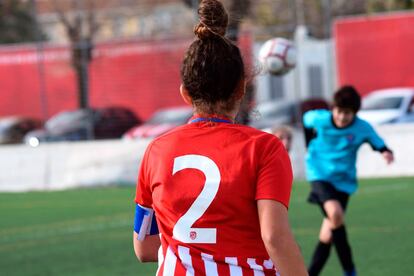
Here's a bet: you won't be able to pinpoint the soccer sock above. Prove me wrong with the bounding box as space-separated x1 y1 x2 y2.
332 225 355 273
344 269 357 276
308 241 332 276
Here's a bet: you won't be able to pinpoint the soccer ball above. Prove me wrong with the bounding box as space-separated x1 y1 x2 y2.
258 37 297 76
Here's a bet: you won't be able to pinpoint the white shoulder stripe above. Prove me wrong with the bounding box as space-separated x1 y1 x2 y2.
225 257 243 276
247 258 265 276
178 245 195 276
163 246 177 276
201 252 218 276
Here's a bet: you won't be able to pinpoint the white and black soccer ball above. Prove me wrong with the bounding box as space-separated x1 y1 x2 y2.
258 37 297 76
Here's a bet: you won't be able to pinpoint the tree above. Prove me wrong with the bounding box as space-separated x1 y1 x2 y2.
296 0 367 38
367 0 414 12
52 0 99 109
302 0 413 38
0 0 45 44
250 0 296 39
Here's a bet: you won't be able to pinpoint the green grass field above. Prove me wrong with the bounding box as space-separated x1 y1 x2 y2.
1 177 413 276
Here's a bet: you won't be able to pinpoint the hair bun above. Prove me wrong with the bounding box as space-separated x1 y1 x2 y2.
194 0 228 40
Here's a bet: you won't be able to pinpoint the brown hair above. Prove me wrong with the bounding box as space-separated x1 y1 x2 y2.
333 85 361 113
180 0 245 114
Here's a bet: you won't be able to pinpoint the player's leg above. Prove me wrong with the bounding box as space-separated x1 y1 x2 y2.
324 200 356 276
319 218 333 243
308 218 332 276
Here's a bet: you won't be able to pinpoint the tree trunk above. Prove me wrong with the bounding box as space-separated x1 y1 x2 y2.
72 39 92 109
74 63 88 109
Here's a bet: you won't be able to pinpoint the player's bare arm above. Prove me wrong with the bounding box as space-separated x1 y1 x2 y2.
258 199 308 276
133 232 160 262
132 204 160 262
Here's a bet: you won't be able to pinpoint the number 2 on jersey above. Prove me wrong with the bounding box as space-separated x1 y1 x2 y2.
172 155 220 244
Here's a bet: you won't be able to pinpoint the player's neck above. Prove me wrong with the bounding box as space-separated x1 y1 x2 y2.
193 112 235 122
193 107 238 122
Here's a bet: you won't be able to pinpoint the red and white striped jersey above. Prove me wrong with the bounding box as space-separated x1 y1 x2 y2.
156 244 282 276
135 116 293 275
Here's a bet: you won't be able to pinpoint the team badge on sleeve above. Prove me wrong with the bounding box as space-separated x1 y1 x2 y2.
134 204 159 241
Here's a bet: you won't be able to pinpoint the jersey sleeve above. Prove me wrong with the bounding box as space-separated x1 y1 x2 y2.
363 122 388 152
135 144 154 208
303 109 330 129
255 138 293 209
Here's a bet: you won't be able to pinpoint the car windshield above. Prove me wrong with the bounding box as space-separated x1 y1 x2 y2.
45 110 92 130
0 118 18 131
362 96 403 110
0 121 12 131
147 108 192 124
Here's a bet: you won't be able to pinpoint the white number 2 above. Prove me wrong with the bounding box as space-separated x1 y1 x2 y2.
172 155 220 244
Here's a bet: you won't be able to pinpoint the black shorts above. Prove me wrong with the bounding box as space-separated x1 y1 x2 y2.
308 181 350 217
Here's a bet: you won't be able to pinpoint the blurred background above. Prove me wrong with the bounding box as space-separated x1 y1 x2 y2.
0 0 413 275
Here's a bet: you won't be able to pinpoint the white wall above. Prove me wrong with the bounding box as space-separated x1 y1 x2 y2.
356 124 414 177
0 139 150 192
294 26 336 100
1 124 413 192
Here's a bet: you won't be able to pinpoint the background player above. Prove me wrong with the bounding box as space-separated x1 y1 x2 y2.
271 125 293 153
132 0 307 275
303 85 394 276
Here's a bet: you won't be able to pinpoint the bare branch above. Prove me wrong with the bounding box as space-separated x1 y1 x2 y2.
52 0 73 30
53 0 81 42
73 13 82 37
86 0 100 39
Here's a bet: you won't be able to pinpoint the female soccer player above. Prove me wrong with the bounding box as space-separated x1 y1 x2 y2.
303 86 394 276
132 1 307 275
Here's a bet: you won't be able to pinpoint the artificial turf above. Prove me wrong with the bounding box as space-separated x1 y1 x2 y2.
0 177 413 275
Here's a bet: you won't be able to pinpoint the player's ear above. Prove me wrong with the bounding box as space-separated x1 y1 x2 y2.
180 84 193 105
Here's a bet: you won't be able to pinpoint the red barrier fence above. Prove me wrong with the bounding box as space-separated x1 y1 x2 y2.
334 12 414 96
0 35 252 121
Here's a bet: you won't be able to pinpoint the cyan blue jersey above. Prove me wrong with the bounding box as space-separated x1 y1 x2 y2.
303 109 387 194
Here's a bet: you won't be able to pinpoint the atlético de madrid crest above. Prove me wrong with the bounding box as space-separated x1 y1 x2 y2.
346 134 355 142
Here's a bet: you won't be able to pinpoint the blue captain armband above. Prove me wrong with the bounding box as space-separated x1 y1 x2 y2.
134 204 159 241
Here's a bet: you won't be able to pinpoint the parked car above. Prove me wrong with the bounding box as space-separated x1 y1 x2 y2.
299 98 330 115
24 106 141 146
249 101 299 130
123 106 193 139
358 88 414 124
0 116 42 144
